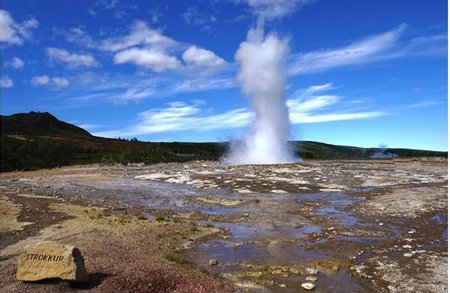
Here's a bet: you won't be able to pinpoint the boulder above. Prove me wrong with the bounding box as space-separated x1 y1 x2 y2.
16 241 88 283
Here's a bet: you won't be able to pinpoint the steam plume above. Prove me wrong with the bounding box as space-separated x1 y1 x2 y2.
223 20 297 164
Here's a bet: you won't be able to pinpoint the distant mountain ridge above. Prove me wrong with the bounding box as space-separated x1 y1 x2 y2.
1 111 92 138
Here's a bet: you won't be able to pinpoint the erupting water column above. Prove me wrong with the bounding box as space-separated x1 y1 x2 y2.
224 20 298 164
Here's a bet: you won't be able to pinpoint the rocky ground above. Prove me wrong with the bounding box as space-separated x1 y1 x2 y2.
0 158 447 292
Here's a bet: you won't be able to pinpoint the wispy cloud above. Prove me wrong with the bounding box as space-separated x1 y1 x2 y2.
60 26 98 49
290 111 385 123
46 47 99 69
52 23 445 110
100 21 176 52
31 75 69 88
93 83 386 138
289 24 447 75
4 57 24 69
289 25 406 75
68 74 236 107
87 0 137 19
236 0 315 20
93 102 251 137
172 77 235 94
0 76 14 88
0 10 39 46
405 99 447 109
180 6 218 31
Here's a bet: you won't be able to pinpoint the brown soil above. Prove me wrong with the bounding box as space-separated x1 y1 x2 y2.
0 159 447 292
0 192 238 292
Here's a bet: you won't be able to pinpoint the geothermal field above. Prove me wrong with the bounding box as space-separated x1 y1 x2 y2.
1 1 447 292
0 158 447 292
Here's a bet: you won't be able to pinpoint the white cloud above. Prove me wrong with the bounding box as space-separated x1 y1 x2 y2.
101 20 227 76
46 47 99 68
4 57 24 69
68 75 236 107
100 21 176 52
405 99 447 109
114 47 181 72
289 111 385 123
52 77 70 88
93 102 251 137
149 8 162 24
102 0 119 9
93 83 386 138
182 46 228 75
287 25 447 75
88 0 137 19
111 84 157 104
181 7 217 31
0 76 14 88
31 75 50 86
102 21 181 72
87 8 97 17
402 34 447 57
290 25 406 75
31 75 69 88
172 77 235 93
237 0 315 19
64 26 97 48
0 10 39 45
287 95 340 112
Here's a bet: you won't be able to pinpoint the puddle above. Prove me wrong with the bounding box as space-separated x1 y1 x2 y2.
317 206 358 226
267 270 373 293
189 236 372 292
431 214 444 224
58 176 433 291
214 222 322 241
184 189 383 291
294 191 366 227
429 214 447 241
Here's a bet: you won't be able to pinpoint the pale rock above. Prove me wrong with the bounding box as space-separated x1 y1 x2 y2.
305 276 318 282
209 259 219 266
301 282 316 290
305 267 319 275
17 241 88 283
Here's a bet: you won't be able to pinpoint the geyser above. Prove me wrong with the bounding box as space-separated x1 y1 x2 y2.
224 21 297 164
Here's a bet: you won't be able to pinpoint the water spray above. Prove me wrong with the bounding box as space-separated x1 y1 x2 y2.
223 19 298 164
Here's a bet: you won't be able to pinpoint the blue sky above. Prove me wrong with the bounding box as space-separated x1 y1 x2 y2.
0 0 447 151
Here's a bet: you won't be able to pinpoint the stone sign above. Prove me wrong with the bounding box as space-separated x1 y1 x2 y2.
16 241 88 283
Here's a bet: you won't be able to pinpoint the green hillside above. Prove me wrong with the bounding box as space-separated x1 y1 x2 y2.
0 111 446 172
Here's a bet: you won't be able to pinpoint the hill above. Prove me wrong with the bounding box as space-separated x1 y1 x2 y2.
1 111 92 138
0 111 447 171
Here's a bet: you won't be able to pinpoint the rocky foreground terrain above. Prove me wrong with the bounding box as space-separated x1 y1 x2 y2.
0 158 447 292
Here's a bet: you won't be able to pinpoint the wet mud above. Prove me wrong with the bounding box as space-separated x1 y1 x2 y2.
0 159 447 292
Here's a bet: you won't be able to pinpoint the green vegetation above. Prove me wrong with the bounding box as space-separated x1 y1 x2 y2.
0 111 446 172
292 141 447 160
293 141 367 159
1 135 76 171
0 135 226 172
